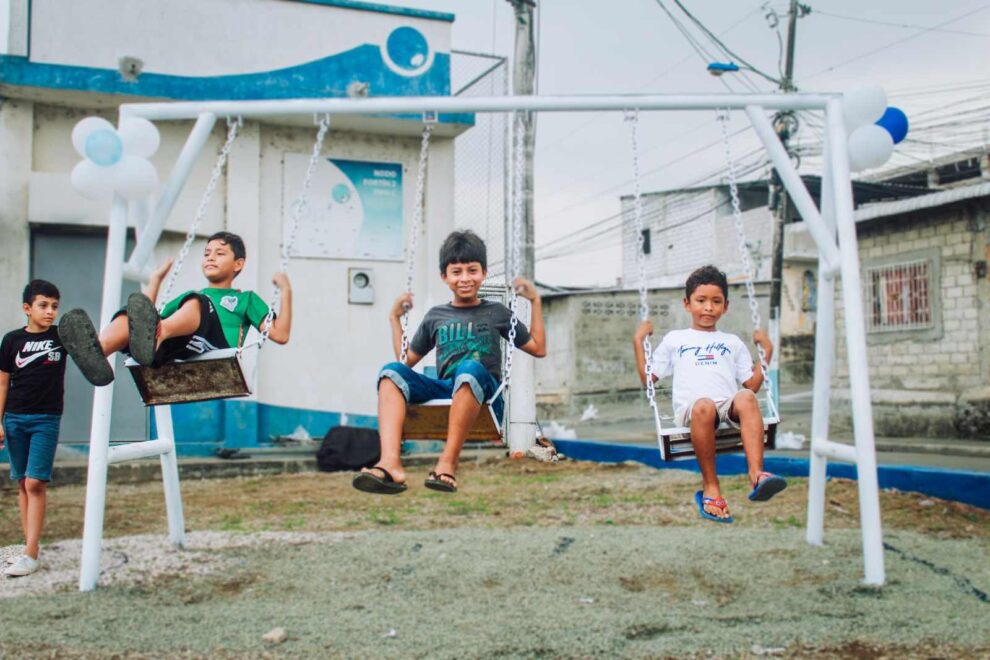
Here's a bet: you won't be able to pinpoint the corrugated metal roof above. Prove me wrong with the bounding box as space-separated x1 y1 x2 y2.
855 181 990 223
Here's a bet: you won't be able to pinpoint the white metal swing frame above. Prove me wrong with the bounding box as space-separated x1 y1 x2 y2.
79 92 885 593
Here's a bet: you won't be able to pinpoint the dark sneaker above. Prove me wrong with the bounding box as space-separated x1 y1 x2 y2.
59 309 114 386
126 293 160 367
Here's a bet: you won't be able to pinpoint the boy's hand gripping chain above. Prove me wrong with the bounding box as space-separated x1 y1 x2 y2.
256 115 331 349
398 119 435 363
158 117 242 311
718 110 777 418
626 111 663 441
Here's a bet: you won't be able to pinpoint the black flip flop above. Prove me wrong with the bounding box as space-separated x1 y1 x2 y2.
424 471 458 493
352 467 407 495
126 293 160 367
58 309 114 386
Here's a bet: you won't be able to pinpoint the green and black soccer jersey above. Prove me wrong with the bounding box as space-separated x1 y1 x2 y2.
410 300 531 381
161 288 270 349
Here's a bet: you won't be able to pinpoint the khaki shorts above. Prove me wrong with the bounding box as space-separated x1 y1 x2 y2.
675 390 747 430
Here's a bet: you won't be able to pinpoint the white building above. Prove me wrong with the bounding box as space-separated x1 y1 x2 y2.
0 0 499 453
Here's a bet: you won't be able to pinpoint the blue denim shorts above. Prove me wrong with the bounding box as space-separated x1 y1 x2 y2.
378 360 504 420
3 413 61 481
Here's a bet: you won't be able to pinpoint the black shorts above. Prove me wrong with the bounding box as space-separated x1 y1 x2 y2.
113 293 231 366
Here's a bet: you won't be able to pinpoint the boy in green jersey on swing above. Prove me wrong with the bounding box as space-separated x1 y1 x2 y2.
59 232 292 386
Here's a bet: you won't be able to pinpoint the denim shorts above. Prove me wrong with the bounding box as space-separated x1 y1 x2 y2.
378 359 504 420
3 413 61 481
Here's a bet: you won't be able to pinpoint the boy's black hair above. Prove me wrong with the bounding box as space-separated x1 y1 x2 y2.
439 230 487 274
684 265 729 300
207 231 246 261
22 279 60 305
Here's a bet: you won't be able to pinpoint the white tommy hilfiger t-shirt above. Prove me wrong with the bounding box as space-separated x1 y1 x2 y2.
649 328 755 419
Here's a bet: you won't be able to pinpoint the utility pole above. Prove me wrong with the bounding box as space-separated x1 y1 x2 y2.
767 0 806 406
506 0 538 457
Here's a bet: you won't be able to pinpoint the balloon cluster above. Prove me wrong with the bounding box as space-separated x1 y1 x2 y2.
70 117 160 200
843 85 909 172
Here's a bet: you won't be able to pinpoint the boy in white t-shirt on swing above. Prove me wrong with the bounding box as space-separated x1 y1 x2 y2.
633 264 787 523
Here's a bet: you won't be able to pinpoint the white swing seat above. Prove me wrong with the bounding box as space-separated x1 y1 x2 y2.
402 399 503 443
660 416 779 462
125 348 251 406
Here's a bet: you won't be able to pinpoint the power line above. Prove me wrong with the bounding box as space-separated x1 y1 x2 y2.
805 3 990 79
812 8 990 37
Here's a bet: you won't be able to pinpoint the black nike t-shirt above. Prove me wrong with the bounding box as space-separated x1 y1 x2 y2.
0 326 68 415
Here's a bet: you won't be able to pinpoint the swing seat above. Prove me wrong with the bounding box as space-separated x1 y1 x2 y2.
125 348 251 406
659 416 778 462
402 399 503 443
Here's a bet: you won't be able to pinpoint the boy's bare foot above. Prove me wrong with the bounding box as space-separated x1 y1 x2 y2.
701 486 732 520
424 461 458 492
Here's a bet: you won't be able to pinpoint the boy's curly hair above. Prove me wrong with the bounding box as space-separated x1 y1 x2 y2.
439 230 487 274
684 265 728 300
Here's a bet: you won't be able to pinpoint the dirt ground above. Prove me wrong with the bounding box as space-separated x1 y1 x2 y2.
1 459 988 658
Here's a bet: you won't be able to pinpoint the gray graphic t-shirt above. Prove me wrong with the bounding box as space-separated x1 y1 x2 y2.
410 300 531 381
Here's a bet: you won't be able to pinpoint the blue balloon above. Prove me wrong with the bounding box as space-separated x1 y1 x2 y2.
84 129 123 166
875 107 909 145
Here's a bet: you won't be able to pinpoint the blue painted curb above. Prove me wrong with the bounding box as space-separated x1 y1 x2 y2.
552 439 990 511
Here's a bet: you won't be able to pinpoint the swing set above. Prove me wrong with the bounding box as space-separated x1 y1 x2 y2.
77 93 886 593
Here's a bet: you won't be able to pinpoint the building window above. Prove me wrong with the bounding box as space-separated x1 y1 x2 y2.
864 259 933 332
801 269 817 312
640 228 651 255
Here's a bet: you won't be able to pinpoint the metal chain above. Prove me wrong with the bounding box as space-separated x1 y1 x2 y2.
718 109 776 415
626 110 662 436
157 117 242 311
399 121 434 363
256 115 331 349
502 111 526 388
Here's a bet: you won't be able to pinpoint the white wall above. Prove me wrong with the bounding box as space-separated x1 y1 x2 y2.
29 0 450 77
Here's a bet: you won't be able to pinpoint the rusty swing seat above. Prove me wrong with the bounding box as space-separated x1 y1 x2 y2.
125 348 250 406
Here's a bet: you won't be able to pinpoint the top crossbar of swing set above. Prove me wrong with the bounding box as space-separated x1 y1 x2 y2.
119 93 839 121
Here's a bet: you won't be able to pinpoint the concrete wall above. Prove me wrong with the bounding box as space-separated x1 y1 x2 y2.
832 200 990 438
536 283 771 419
0 0 470 452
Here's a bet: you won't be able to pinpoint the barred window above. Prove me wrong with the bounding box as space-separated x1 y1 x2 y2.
863 259 933 332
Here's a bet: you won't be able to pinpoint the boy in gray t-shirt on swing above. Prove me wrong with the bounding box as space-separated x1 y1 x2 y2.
353 230 546 494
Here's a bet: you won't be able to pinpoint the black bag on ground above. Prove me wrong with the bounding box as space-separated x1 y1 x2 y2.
316 426 381 472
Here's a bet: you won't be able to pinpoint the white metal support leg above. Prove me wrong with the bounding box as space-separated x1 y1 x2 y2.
78 196 128 592
825 99 885 585
507 298 537 456
806 137 838 546
155 406 187 547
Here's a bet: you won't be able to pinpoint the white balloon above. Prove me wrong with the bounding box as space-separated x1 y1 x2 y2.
842 85 887 132
71 117 115 158
115 156 159 201
119 117 160 158
848 124 895 172
70 160 116 199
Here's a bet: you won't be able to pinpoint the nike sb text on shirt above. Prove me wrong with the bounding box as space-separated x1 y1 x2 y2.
0 327 68 414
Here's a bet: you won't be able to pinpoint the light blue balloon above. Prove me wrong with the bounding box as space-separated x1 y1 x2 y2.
85 129 123 167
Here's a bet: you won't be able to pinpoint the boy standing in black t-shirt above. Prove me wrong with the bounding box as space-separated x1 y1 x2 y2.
0 280 68 577
353 231 547 495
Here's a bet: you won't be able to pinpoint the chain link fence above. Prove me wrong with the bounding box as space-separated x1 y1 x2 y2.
451 50 509 285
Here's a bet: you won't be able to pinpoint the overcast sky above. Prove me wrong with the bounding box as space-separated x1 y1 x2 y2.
4 0 987 287
384 0 990 286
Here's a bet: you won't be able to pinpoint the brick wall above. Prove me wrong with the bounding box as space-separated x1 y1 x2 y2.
831 202 990 437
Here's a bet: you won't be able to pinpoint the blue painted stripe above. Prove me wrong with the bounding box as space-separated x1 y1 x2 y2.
0 50 471 126
553 439 990 510
287 0 455 22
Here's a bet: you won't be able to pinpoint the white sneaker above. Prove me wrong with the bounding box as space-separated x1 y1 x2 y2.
4 554 22 565
3 555 39 577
